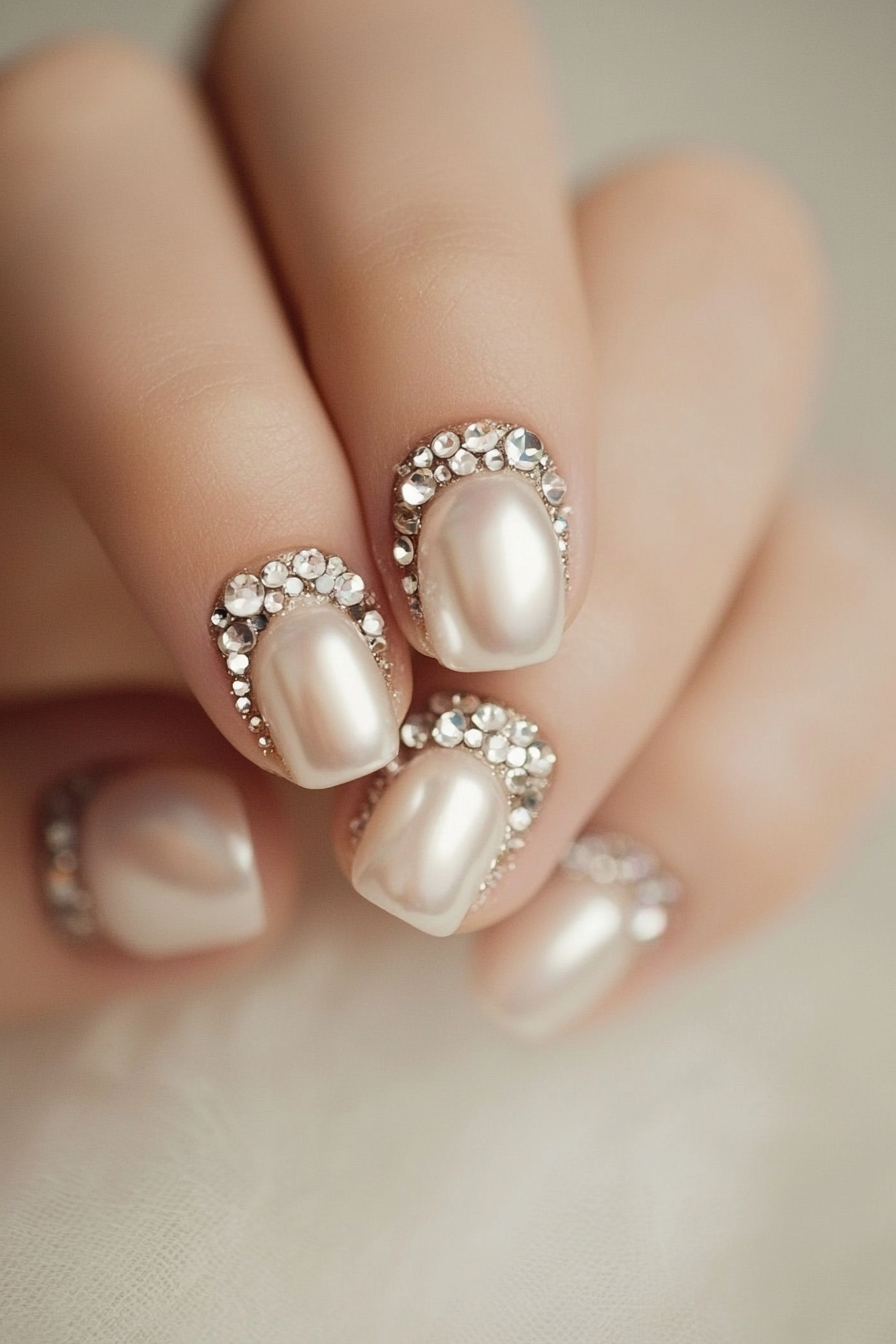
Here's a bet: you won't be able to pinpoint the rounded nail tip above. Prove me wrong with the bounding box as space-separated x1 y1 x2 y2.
281 726 401 791
96 879 268 960
428 620 564 672
350 868 471 937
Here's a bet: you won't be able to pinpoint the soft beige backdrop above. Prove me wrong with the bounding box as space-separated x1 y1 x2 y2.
1 3 895 1341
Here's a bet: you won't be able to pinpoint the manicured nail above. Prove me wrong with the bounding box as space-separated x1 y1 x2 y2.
473 832 683 1041
211 549 399 788
351 692 557 936
41 766 266 957
392 422 569 671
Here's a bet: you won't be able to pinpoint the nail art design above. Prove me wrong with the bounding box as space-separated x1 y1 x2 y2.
561 832 683 943
40 766 265 956
212 550 399 788
350 692 556 936
392 422 570 671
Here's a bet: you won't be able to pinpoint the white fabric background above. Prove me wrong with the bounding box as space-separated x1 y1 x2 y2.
1 2 895 1340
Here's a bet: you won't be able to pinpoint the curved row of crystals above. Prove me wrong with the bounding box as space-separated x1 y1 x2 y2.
40 774 99 941
392 421 570 646
211 550 390 763
561 831 683 944
350 692 556 935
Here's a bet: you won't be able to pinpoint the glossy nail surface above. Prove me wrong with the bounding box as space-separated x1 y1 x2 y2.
80 766 265 958
473 872 635 1041
416 473 565 671
352 748 509 936
254 603 399 788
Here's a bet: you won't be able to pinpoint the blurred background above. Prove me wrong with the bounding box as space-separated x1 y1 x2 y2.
1 2 895 1340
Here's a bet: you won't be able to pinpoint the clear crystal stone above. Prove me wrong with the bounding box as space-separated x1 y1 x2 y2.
402 575 418 593
210 608 229 629
393 503 421 535
284 576 303 596
261 560 289 588
434 464 452 483
483 448 505 471
335 572 365 606
413 446 433 467
454 693 481 713
449 449 477 475
520 791 542 814
45 819 76 851
235 696 251 714
463 727 483 749
505 427 543 471
484 733 509 763
629 903 669 943
509 807 533 832
393 537 414 566
218 621 256 655
433 710 466 747
294 549 326 579
635 874 682 905
401 470 436 505
231 679 250 696
554 517 569 535
315 574 336 594
227 653 249 674
509 719 537 747
429 692 454 713
526 741 556 776
401 715 431 749
463 422 500 453
506 746 528 768
368 635 387 654
361 611 385 636
558 540 568 553
541 469 567 504
248 716 263 733
432 430 460 458
224 574 264 617
264 591 285 614
472 702 507 732
505 769 529 794
326 556 346 576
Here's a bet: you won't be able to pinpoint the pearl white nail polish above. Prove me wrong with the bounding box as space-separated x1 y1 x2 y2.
352 748 509 936
80 766 265 959
416 473 565 672
473 872 635 1041
253 603 399 789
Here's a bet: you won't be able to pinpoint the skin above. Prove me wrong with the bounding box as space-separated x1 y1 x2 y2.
0 2 893 1030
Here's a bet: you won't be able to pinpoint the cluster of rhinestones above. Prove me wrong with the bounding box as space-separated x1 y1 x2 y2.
562 832 683 943
391 421 570 629
351 691 556 909
211 551 390 759
40 775 100 941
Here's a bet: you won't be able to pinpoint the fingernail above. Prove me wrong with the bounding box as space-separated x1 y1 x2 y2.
212 550 398 788
351 692 557 936
473 833 683 1041
42 766 266 957
392 423 569 672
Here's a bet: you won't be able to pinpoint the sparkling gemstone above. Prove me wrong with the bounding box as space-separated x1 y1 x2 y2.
527 741 556 776
429 692 454 713
507 836 526 850
558 540 568 553
509 807 534 832
223 573 264 617
509 719 537 747
402 575 418 593
361 611 385 636
472 702 507 732
408 597 422 617
541 469 567 505
261 560 289 588
413 446 434 468
554 518 569 536
484 734 509 763
393 503 421 535
505 769 529 794
401 715 431 749
44 819 76 851
226 653 250 674
463 422 500 453
449 449 477 475
506 746 528 768
231 679 250 696
635 874 682 906
401 470 436 506
284 576 303 596
368 635 387 654
432 430 460 458
393 537 414 566
235 696 251 714
454 693 481 713
248 716 263 733
483 449 505 472
315 574 336 594
520 791 542 814
264 591 285 614
629 903 669 943
432 709 466 747
249 613 268 633
294 549 326 579
505 427 543 471
335 572 366 607
218 621 256 655
434 464 452 483
326 555 346 576
463 727 483 749
210 608 229 629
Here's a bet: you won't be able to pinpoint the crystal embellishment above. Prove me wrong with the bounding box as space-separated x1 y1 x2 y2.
561 831 683 948
224 574 265 617
504 426 543 470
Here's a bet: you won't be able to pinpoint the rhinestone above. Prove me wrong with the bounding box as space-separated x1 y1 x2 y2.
472 702 507 732
506 746 528 768
235 696 251 714
227 653 250 674
432 710 466 747
408 597 422 617
554 518 569 536
401 469 436 505
261 560 289 588
264 591 285 614
249 613 268 633
484 734 509 763
509 719 537 747
527 741 556 776
541 469 567 504
393 503 421 535
45 872 81 906
361 611 385 636
448 449 477 476
505 426 543 471
434 464 452 483
294 548 326 580
483 448 505 472
432 430 460 458
231 679 250 696
558 540 568 553
315 574 336 594
507 836 526 850
45 819 76 851
326 555 346 576
429 692 454 713
629 904 669 943
402 575 418 593
413 446 433 468
368 635 387 654
463 422 500 453
635 874 682 906
218 621 256 655
520 790 542 814
454 693 481 713
335 572 366 607
509 807 534 832
617 848 656 882
393 537 414 565
284 576 303 596
401 715 431 749
257 736 272 750
223 573 264 617
463 727 483 749
248 716 263 733
505 769 529 795
210 608 229 629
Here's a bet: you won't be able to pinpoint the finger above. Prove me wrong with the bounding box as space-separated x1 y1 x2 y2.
332 155 824 937
0 692 298 1024
211 0 596 671
0 39 409 789
472 488 896 1040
